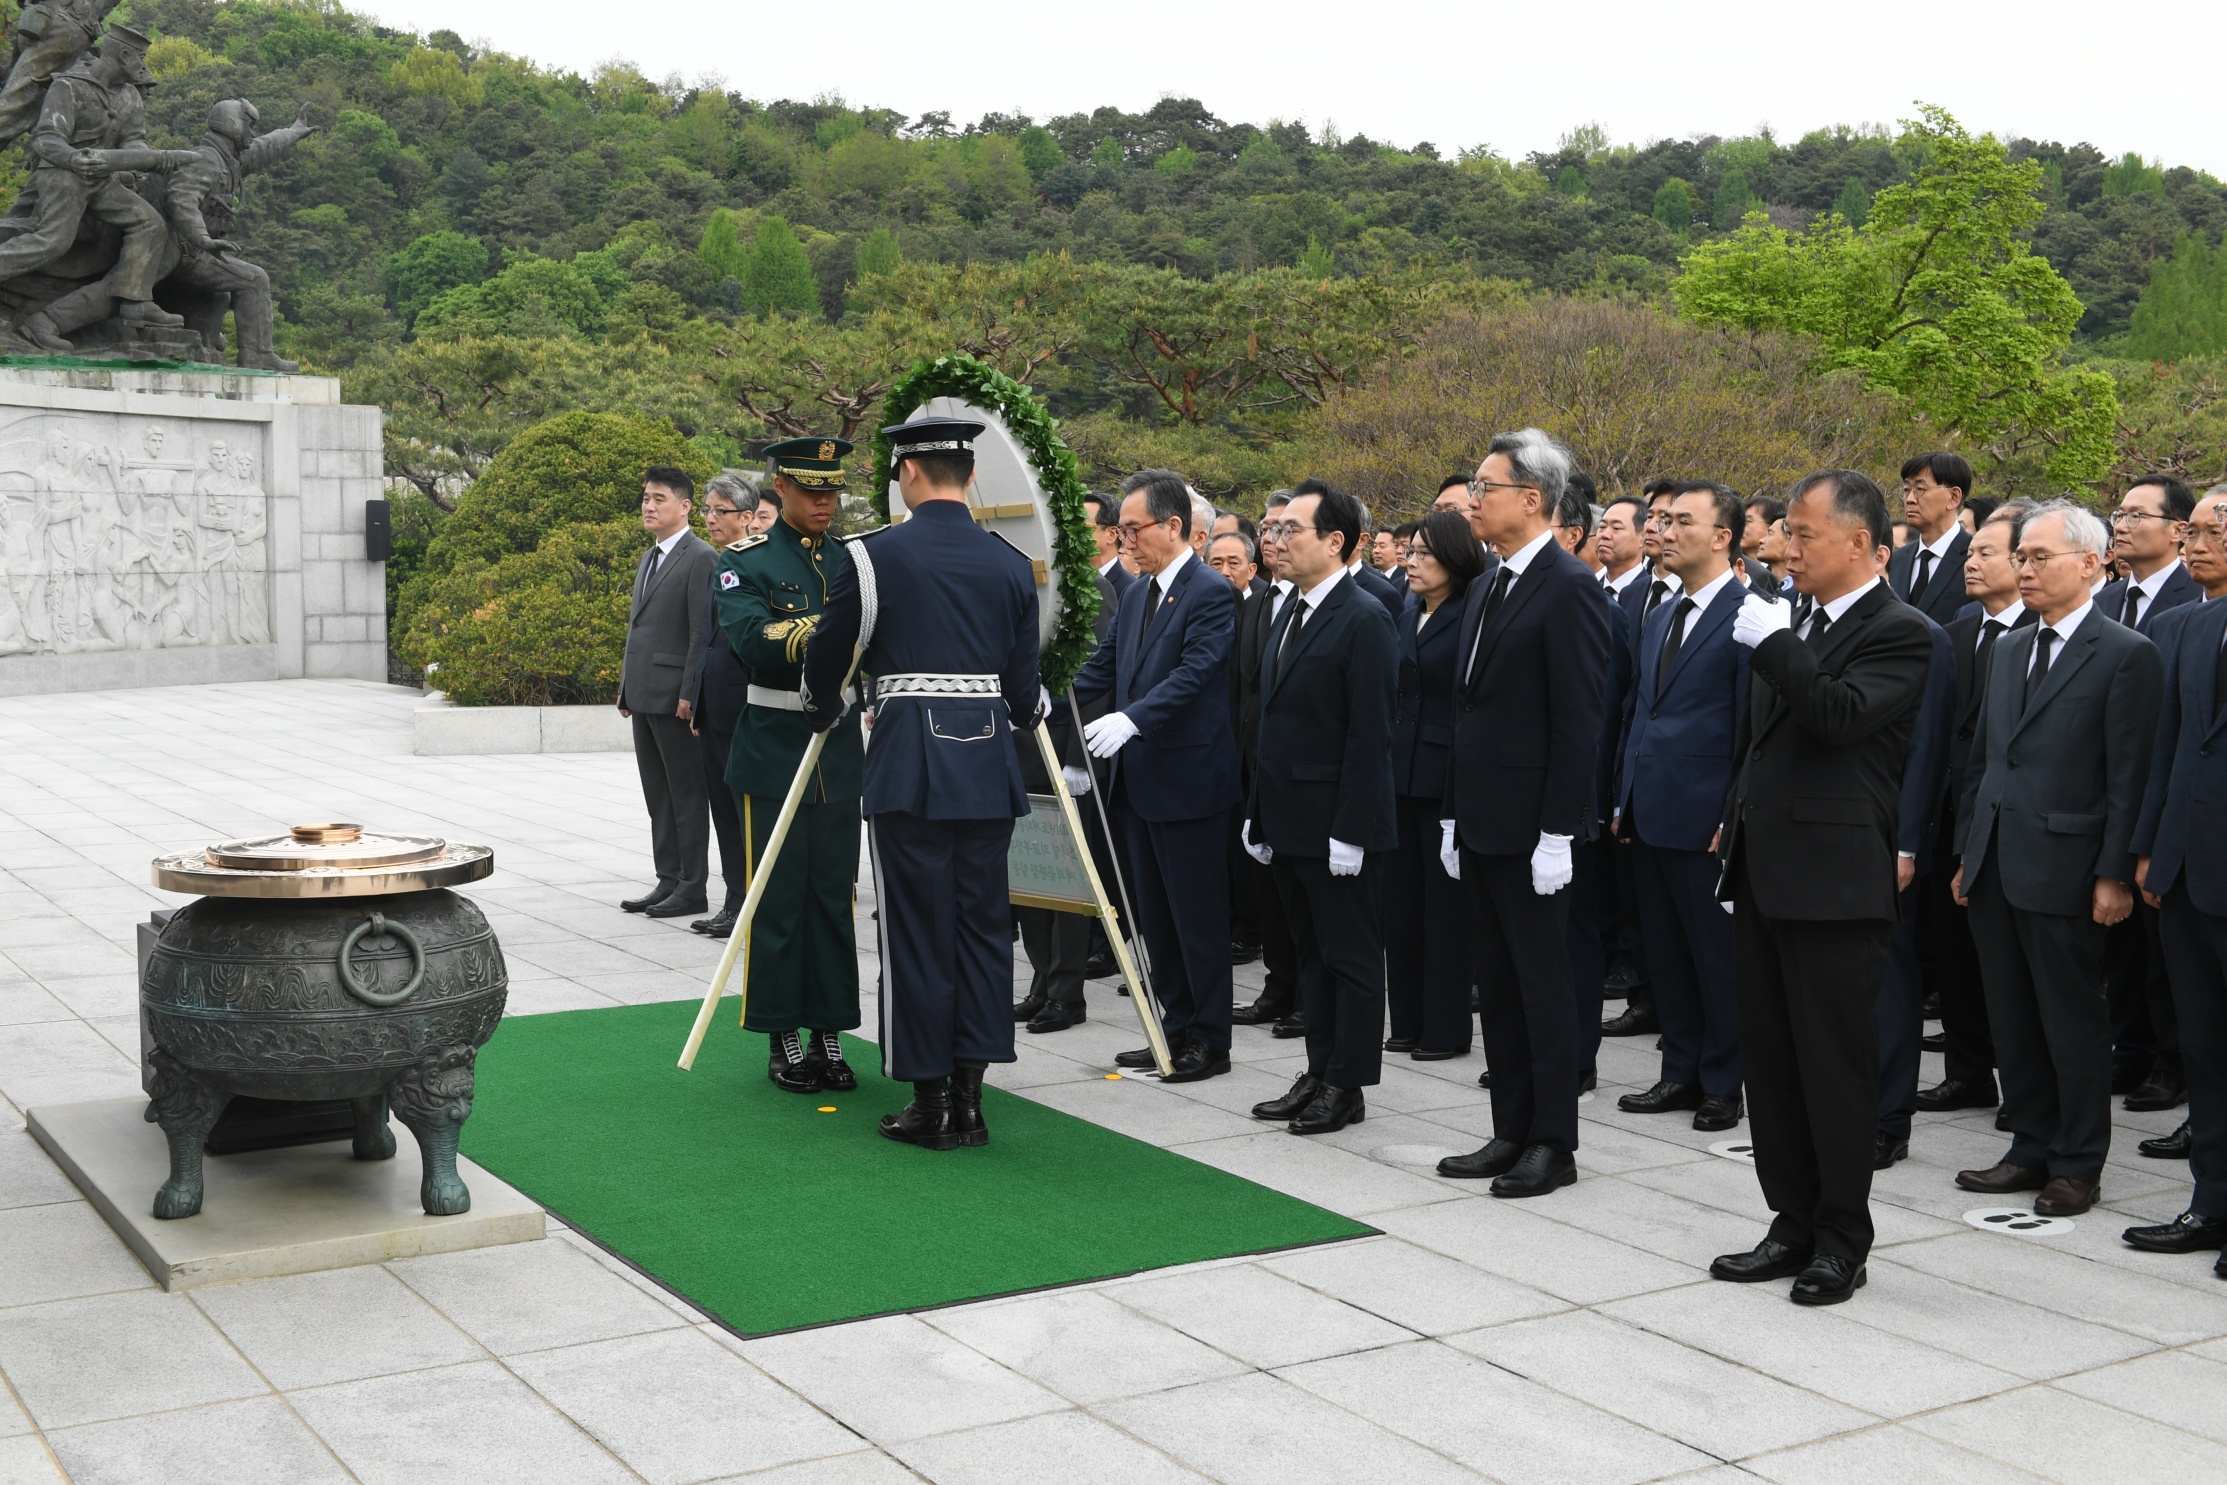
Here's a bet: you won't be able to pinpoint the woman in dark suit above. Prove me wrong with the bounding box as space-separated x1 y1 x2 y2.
1384 511 1487 1058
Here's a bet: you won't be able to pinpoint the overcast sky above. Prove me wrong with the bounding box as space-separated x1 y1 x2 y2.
360 0 2227 175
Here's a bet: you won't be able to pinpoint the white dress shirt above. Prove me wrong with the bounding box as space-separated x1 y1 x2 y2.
1802 576 1881 641
2118 560 2183 626
1602 562 1645 596
1267 577 1295 627
2028 599 2093 675
1907 524 1959 594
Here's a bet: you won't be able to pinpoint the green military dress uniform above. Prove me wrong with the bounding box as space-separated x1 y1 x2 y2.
713 438 867 1090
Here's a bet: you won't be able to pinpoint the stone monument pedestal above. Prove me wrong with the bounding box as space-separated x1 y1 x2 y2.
0 360 389 697
28 1097 543 1291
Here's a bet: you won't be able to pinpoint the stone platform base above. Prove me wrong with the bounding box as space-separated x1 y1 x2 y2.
27 1097 544 1291
413 692 633 754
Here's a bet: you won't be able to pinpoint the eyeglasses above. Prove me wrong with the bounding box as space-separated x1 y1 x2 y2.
2108 509 2179 526
1467 479 1536 498
1259 521 1300 539
2010 550 2083 570
1115 519 1175 543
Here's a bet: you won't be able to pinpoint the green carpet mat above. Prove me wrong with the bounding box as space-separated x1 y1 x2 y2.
460 1001 1373 1335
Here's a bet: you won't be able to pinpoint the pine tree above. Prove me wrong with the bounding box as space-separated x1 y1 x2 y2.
2125 234 2227 359
1018 125 1064 181
1713 168 1756 230
743 215 820 319
1652 179 1694 235
1834 177 1871 227
1298 234 1335 277
696 209 748 282
1555 165 1587 197
856 226 902 279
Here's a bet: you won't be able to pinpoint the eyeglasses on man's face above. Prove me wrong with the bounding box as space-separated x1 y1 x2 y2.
2010 549 2083 571
1467 478 1535 498
2108 508 2178 526
1259 520 1301 540
1115 518 1177 544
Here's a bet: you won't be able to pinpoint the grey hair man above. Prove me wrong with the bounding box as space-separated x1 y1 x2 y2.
1188 490 1217 557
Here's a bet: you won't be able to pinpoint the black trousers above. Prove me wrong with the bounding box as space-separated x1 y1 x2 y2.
2161 882 2227 1218
1016 905 1088 1008
1383 794 1472 1051
1917 834 1996 1088
1732 858 1889 1264
1633 839 1742 1096
1460 847 1579 1153
1873 878 1926 1139
2107 904 2181 1083
1608 839 1652 1007
1967 855 2112 1182
1123 809 1234 1051
1565 838 1606 1077
866 811 1017 1081
1248 844 1300 1013
699 721 745 911
632 711 709 903
1273 853 1385 1088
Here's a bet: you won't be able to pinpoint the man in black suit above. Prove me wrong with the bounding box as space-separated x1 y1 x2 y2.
1312 481 1404 618
1597 493 1657 1034
2129 494 2227 1274
1243 484 1399 1134
1915 503 2036 1114
1953 501 2164 1217
1709 468 1933 1306
1083 490 1137 601
1888 452 1975 627
1431 428 1609 1198
1073 469 1242 1083
1230 511 1303 1032
2098 475 2202 1112
618 466 718 918
686 474 759 937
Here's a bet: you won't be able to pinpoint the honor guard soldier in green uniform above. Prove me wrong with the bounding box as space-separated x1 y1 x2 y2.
712 437 867 1094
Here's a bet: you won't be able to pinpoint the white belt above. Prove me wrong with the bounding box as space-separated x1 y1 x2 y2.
746 684 804 712
874 672 1001 698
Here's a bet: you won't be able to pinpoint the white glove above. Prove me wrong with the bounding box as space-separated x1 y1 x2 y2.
1731 591 1793 649
1242 820 1273 865
1061 765 1092 796
1037 685 1053 722
1083 711 1139 758
1530 833 1574 896
1328 838 1363 876
1439 820 1461 881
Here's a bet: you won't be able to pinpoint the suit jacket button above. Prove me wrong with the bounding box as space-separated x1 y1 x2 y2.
1750 748 1761 761
2009 759 2019 769
1649 710 1658 719
2203 748 2212 758
1464 704 1475 713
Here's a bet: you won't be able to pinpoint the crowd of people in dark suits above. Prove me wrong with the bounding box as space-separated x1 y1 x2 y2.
1020 438 2227 1307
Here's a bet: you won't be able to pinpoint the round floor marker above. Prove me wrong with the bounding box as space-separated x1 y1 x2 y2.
1963 1206 2075 1237
1105 1073 1123 1080
1577 1091 1595 1105
817 1106 837 1113
1708 1139 1758 1165
1368 1143 1465 1172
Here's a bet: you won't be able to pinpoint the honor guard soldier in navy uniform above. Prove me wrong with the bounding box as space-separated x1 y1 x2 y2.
713 438 867 1095
801 415 1042 1150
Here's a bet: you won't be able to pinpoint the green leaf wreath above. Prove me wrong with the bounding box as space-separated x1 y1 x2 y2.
870 352 1102 693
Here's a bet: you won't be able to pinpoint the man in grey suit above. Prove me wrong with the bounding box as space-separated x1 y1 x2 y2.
618 466 718 918
1952 501 2164 1216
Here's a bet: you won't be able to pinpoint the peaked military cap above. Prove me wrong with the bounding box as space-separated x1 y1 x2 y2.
100 22 155 53
763 436 853 489
882 415 985 458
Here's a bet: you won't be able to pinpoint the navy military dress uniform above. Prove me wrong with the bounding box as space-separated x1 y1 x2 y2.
801 416 1041 1149
714 440 866 1094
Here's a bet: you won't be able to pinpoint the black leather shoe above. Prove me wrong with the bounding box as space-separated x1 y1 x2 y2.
1160 1043 1231 1083
1252 1074 1321 1121
768 1030 820 1094
1919 1031 1947 1052
1412 1046 1469 1061
1578 1068 1597 1092
1114 1045 1162 1068
1915 1078 1999 1112
2216 1251 2227 1281
1956 1160 2045 1194
1490 1143 1575 1198
1438 1137 1522 1179
1231 996 1293 1026
807 1030 856 1092
1619 1081 1703 1114
1083 949 1118 979
949 1062 989 1147
643 896 709 919
691 907 738 937
1012 990 1048 1022
1383 1037 1418 1053
2139 1120 2193 1159
1231 938 1262 965
620 887 671 913
2125 1072 2188 1112
1873 1133 1910 1170
1601 1002 1659 1036
2123 1209 2227 1254
1270 1013 1305 1038
1694 1095 1743 1132
1711 1239 1812 1282
1476 1068 1492 1089
1605 956 1639 993
880 1078 961 1150
1791 1255 1865 1306
1921 992 1940 1019
1027 1002 1087 1033
1288 1085 1365 1135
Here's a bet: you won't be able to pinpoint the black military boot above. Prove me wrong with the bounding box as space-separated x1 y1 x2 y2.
880 1078 961 1150
950 1061 990 1147
768 1030 820 1094
809 1030 857 1092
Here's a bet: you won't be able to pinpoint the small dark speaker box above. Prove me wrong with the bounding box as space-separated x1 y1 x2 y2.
365 498 393 561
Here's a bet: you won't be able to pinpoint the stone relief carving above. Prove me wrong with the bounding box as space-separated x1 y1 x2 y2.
0 410 269 656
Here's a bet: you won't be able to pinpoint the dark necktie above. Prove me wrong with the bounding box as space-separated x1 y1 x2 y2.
1975 617 2005 687
642 545 663 594
2214 633 2227 724
1656 596 1693 696
1911 548 1935 603
1464 567 1513 684
1272 596 1306 680
2123 585 2144 631
1644 577 1669 617
1140 577 1164 642
1808 608 1832 647
2025 628 2058 708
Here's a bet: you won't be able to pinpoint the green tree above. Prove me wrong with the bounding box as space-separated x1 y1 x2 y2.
2125 235 2227 360
1652 179 1694 235
1834 177 1871 227
1298 234 1335 277
743 215 821 318
1676 105 2117 483
385 231 488 327
1090 136 1124 169
2102 152 2166 198
1712 168 1756 229
697 208 750 282
856 226 902 278
1555 165 1587 197
1017 125 1064 181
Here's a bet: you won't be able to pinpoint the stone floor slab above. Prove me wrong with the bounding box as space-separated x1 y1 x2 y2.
923 1288 1250 1405
738 1313 1063 1446
0 1289 266 1429
290 1360 639 1485
188 1262 485 1389
46 1396 353 1485
893 1410 1208 1485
